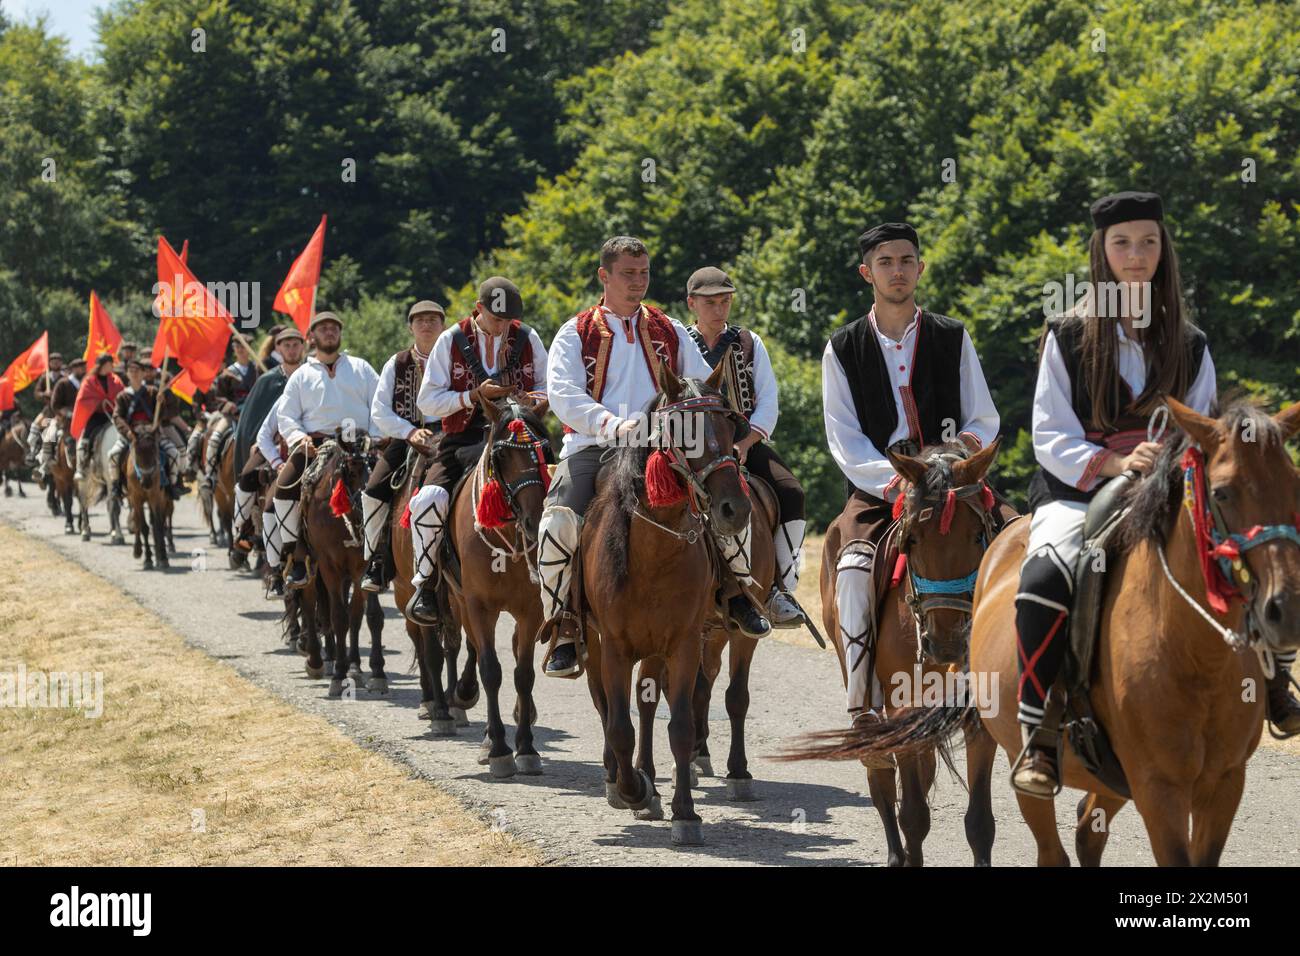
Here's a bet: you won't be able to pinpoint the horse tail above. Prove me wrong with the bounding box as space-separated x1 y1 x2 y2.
775 703 978 769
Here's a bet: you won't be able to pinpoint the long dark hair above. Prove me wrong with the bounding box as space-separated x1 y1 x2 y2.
1071 221 1192 431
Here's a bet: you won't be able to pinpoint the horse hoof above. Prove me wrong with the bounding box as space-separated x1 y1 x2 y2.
725 777 757 802
417 702 431 720
515 754 542 775
633 795 664 822
450 706 469 727
451 687 480 711
623 769 656 813
477 735 492 765
605 782 627 810
367 676 388 694
512 699 538 725
347 668 364 685
111 534 124 545
671 819 705 847
489 755 517 779
429 718 457 737
143 559 154 570
305 662 325 679
671 765 699 790
693 755 714 777
328 678 345 698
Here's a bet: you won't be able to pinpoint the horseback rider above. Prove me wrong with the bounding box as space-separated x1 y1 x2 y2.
108 358 186 499
359 300 447 593
536 236 771 679
72 353 126 481
684 266 808 627
404 279 548 622
113 341 138 381
1011 191 1300 795
231 326 307 571
187 337 259 492
272 311 380 589
822 221 1000 728
27 351 67 479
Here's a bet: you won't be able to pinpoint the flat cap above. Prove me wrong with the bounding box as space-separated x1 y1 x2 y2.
275 326 305 344
858 222 920 260
308 311 343 331
1090 191 1164 230
408 300 446 321
477 276 523 320
686 266 736 297
49 351 63 362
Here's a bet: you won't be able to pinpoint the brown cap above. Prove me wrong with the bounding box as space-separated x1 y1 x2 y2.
686 266 736 297
308 311 343 332
120 341 138 352
49 352 64 362
275 326 306 344
69 356 87 367
477 276 523 320
408 300 446 321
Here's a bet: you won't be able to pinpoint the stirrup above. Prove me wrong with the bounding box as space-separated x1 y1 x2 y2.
1010 728 1062 799
538 612 585 679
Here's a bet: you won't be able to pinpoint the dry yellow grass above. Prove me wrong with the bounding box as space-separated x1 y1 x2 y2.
0 523 538 866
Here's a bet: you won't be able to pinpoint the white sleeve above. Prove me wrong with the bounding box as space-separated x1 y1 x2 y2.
547 318 623 441
1184 344 1217 416
277 372 309 449
370 356 415 441
956 330 999 448
257 397 284 467
747 331 778 441
674 321 715 380
1032 331 1112 491
526 328 548 396
822 341 899 499
417 328 475 422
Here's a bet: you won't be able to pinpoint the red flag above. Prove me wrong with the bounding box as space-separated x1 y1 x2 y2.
3 331 49 394
83 291 123 367
0 376 13 413
179 239 189 264
168 367 197 404
151 236 232 391
273 214 326 334
70 369 124 439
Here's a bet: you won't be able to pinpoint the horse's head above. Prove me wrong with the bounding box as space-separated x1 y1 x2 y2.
1167 398 1300 653
653 359 751 536
332 429 372 496
889 438 1001 665
131 424 160 477
479 393 553 544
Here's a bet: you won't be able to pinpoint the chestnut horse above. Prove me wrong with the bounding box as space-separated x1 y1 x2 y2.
1 417 28 498
292 433 386 697
964 398 1300 866
580 359 750 845
124 425 173 570
780 439 1005 867
47 421 77 533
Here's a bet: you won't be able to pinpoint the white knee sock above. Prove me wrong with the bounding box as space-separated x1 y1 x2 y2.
361 492 390 561
274 496 301 552
774 518 807 593
263 509 282 569
836 545 880 714
408 484 449 587
536 505 581 621
721 514 754 586
234 486 255 530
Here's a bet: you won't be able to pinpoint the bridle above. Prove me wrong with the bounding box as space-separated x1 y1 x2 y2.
648 382 748 520
471 399 552 576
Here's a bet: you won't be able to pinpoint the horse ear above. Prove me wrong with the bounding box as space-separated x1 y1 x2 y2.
1166 398 1221 452
951 436 1001 486
886 448 928 489
529 396 550 420
656 359 682 401
704 359 725 392
1273 400 1300 440
478 392 501 424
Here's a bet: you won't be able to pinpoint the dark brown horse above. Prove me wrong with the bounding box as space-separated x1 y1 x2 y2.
47 418 77 534
293 433 386 697
124 424 173 570
0 416 29 498
197 420 234 548
780 440 1004 867
580 359 750 845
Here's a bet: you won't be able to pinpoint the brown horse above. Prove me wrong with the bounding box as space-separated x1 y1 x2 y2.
780 439 1005 867
580 359 750 845
124 424 173 570
47 419 77 534
633 471 778 800
293 433 386 698
964 398 1300 866
1 416 29 498
213 438 236 558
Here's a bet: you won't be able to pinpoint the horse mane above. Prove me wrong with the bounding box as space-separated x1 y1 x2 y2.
897 441 975 536
1113 397 1285 552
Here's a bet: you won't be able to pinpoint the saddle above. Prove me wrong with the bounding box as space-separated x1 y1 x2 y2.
1040 474 1135 799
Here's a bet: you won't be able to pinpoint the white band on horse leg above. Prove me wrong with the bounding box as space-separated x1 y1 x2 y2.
408 484 448 587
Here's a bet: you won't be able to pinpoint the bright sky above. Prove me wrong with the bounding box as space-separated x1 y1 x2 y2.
2 0 103 60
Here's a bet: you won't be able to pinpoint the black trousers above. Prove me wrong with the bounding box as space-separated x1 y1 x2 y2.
363 440 412 503
744 441 804 522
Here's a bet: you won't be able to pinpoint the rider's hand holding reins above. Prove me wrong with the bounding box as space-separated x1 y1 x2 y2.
735 432 760 464
407 428 435 454
1106 440 1161 478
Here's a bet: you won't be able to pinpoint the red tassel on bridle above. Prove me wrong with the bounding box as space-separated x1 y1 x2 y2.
475 477 513 529
507 417 552 492
981 482 995 513
892 488 907 521
399 502 412 528
329 478 351 517
938 489 957 536
645 449 686 507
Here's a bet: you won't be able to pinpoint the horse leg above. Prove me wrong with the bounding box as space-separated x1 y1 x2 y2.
1130 778 1192 866
463 601 513 777
898 749 934 867
327 576 351 697
693 637 724 777
868 765 906 867
602 644 646 813
964 720 998 866
417 623 455 735
132 501 143 560
452 632 480 716
346 581 365 686
364 592 386 692
140 505 153 570
511 610 541 771
584 636 619 793
1015 790 1071 867
1189 768 1246 867
1075 792 1128 867
634 656 665 786
153 500 169 569
724 636 758 800
666 642 704 843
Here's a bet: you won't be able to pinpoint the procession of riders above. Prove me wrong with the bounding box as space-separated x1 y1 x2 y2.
16 189 1300 815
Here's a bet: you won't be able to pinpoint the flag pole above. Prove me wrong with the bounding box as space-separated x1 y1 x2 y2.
153 347 169 429
226 323 266 374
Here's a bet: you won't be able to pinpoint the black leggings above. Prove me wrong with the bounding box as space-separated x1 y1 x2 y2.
363 440 411 503
744 441 804 522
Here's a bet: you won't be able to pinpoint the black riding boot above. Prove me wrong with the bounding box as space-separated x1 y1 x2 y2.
727 594 772 639
1266 666 1300 737
360 553 387 593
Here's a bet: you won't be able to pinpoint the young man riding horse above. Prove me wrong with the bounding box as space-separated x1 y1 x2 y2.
684 265 808 627
108 358 186 500
359 300 447 593
822 221 1001 730
72 353 125 481
29 353 76 484
271 311 380 589
404 277 548 623
187 337 259 493
1012 190 1300 796
536 236 770 680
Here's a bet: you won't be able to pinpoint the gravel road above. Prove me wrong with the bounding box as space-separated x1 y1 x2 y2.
4 489 1297 866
